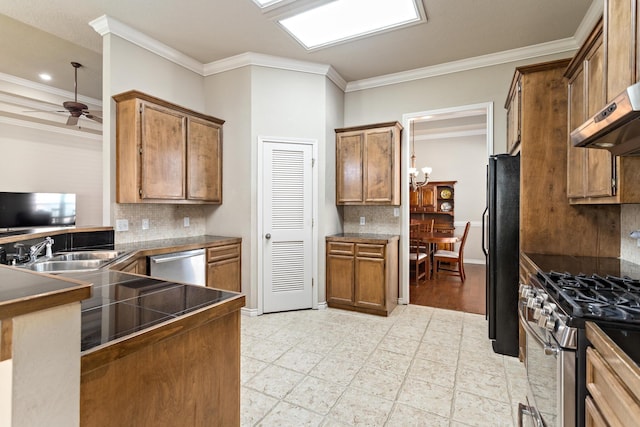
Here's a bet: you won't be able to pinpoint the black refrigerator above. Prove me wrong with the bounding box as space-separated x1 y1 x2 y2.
483 153 520 357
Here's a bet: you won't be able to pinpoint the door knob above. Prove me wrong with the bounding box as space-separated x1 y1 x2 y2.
265 233 271 240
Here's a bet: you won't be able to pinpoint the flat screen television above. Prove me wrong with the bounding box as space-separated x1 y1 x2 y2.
0 192 76 229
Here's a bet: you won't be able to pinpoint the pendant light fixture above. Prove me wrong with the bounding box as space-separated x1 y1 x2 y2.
409 119 432 191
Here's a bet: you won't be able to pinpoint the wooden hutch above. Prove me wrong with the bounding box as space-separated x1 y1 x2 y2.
409 180 456 233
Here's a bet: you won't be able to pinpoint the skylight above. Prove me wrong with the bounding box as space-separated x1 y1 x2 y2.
279 0 423 50
252 0 284 7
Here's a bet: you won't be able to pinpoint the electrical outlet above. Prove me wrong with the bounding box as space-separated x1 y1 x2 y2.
393 208 400 217
116 219 129 232
184 216 190 227
142 218 149 230
359 216 365 225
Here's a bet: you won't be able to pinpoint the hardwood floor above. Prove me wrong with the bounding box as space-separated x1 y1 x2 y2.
409 263 486 315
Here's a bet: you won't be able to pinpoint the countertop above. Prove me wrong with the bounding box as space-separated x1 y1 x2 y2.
0 264 91 319
326 233 399 243
55 269 240 353
522 252 640 279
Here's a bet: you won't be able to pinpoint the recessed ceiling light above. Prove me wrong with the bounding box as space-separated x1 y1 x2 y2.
39 73 52 81
279 0 423 50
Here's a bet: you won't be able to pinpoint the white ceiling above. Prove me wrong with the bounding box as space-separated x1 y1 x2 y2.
0 0 596 102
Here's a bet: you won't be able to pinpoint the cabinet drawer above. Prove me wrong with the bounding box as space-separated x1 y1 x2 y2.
327 242 355 255
585 396 607 427
586 347 640 427
355 244 385 258
207 244 240 262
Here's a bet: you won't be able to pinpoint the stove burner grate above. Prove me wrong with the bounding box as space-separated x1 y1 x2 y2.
540 271 640 322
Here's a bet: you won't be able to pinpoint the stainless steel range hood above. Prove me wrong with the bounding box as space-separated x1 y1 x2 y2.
571 80 640 156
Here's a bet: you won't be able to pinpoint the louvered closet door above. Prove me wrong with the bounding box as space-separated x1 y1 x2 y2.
263 142 313 313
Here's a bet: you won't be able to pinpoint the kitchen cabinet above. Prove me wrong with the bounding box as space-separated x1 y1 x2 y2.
206 242 241 292
119 257 147 275
565 13 640 204
585 322 640 427
326 235 398 316
113 90 224 204
510 59 620 257
505 76 521 154
335 122 402 205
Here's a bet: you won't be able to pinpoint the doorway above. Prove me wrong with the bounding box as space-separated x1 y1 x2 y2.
401 103 493 307
258 137 318 314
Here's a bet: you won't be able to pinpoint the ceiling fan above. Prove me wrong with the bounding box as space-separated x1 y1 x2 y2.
62 62 102 126
25 62 102 126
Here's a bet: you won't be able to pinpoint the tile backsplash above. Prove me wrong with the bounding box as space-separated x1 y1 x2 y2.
113 204 206 244
343 206 401 235
621 204 640 264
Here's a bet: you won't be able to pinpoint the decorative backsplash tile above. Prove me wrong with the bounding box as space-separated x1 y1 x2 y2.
113 204 206 244
343 206 401 235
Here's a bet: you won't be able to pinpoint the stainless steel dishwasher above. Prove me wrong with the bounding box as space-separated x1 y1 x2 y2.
149 249 206 286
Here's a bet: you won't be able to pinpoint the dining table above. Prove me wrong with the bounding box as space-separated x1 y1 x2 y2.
410 230 460 280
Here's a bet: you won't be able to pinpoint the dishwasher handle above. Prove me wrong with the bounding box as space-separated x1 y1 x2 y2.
150 249 205 264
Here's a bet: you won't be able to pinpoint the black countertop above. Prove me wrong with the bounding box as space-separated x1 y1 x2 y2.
523 252 640 279
59 270 238 352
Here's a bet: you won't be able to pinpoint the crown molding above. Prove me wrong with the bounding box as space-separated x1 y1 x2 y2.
0 115 102 140
202 52 347 90
574 0 604 45
345 37 579 92
89 15 205 75
0 71 102 107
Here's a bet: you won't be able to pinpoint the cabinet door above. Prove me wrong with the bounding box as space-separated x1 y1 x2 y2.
326 254 355 305
336 133 364 204
567 69 587 198
363 128 395 204
506 81 521 153
354 255 385 310
187 117 222 202
585 38 614 197
419 185 436 211
140 102 186 200
606 0 635 101
207 258 240 292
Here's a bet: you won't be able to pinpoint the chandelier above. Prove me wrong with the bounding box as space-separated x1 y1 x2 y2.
409 119 432 191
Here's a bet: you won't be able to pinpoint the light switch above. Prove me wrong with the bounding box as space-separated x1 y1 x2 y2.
142 218 149 230
359 216 365 225
184 217 190 227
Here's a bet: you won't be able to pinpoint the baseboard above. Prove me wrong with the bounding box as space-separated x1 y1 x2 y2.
316 302 328 310
465 258 486 265
241 307 259 317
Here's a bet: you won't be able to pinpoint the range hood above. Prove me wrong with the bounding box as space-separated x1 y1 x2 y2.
571 80 640 156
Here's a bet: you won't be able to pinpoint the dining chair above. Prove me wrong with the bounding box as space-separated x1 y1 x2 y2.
433 221 471 282
409 220 434 283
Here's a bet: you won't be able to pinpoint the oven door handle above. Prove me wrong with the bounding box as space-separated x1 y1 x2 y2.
518 301 560 355
518 403 543 427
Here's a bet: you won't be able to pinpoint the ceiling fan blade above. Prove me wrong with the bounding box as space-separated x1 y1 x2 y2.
66 115 79 126
86 114 103 124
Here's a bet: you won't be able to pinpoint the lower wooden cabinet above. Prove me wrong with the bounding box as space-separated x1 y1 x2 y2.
585 322 640 427
207 241 241 292
118 257 147 275
326 235 398 316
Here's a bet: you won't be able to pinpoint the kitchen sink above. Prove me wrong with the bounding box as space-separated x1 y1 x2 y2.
49 250 124 262
22 250 127 273
26 259 105 273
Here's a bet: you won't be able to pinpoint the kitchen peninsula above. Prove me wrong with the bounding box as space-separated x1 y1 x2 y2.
0 227 245 426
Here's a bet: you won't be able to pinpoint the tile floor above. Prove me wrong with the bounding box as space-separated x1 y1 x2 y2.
241 304 526 426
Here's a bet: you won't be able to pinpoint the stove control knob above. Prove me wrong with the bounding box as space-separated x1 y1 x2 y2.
519 284 532 298
538 315 556 331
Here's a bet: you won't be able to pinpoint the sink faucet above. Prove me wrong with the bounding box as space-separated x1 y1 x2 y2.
29 237 54 262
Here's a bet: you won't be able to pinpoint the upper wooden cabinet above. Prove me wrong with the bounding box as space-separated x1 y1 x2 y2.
114 90 224 204
335 122 402 205
565 13 640 204
505 77 521 154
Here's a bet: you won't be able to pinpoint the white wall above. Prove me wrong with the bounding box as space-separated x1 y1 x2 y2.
102 34 208 240
414 134 486 262
0 122 102 226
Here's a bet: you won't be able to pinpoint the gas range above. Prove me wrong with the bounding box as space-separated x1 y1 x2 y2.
518 253 640 427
